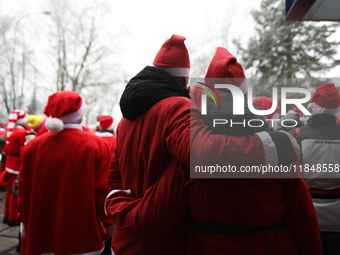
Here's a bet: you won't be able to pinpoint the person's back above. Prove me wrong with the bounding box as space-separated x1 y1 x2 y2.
106 47 322 255
109 63 191 254
289 83 340 255
95 115 116 154
18 91 113 255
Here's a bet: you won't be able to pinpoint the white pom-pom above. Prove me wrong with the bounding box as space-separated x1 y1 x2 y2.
45 118 64 133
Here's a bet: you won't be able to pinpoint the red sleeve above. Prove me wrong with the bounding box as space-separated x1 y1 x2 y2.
105 159 189 240
95 140 114 227
190 103 265 168
108 142 122 190
165 100 267 170
283 171 323 255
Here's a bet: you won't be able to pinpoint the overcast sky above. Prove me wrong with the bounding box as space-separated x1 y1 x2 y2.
0 0 262 75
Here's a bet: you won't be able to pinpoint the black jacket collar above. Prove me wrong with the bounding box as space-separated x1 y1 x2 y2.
120 66 189 119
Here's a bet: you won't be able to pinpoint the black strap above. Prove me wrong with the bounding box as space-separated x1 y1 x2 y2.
191 219 283 235
7 154 20 157
310 188 340 199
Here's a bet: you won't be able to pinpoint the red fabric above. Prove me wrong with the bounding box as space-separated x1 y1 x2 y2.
0 169 8 188
107 96 272 254
18 128 113 255
6 172 18 221
5 127 28 172
205 47 245 88
295 127 301 134
290 107 304 117
43 91 83 118
311 83 340 109
95 134 116 154
153 34 190 68
99 115 114 129
35 126 48 137
253 96 280 120
106 159 322 255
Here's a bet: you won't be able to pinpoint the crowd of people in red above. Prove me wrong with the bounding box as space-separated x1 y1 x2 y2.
1 34 339 255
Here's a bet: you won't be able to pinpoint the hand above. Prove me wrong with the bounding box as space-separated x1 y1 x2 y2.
279 131 301 162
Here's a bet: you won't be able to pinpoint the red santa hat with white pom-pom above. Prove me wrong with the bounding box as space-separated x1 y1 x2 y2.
308 83 340 115
43 91 87 133
7 109 29 137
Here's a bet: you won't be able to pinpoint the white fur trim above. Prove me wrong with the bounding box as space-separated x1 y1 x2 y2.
308 102 340 115
238 79 248 95
45 118 64 133
63 123 83 130
20 223 25 237
95 132 113 137
105 189 132 216
107 121 115 131
59 100 87 123
5 167 19 175
153 65 190 77
255 131 278 166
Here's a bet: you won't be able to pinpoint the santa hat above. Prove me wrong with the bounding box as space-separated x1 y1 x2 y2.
99 115 114 130
287 107 304 117
43 91 87 133
7 110 28 138
205 47 247 94
253 96 280 119
28 115 47 132
153 34 190 77
308 83 340 115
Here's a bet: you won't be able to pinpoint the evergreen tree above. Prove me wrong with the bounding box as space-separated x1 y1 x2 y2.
235 0 340 79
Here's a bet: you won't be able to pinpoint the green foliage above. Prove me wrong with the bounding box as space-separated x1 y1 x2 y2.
235 0 340 79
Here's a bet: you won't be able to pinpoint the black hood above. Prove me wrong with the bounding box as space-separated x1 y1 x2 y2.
120 66 188 119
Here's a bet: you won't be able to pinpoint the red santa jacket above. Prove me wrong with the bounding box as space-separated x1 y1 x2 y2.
106 158 322 255
95 131 116 153
18 124 113 255
107 66 298 255
5 126 28 174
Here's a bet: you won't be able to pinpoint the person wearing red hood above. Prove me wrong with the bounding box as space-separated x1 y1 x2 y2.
3 110 29 226
289 83 340 255
17 91 114 255
95 115 116 153
253 96 280 131
105 44 308 255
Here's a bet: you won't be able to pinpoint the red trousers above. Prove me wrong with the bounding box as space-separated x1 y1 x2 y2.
4 172 18 221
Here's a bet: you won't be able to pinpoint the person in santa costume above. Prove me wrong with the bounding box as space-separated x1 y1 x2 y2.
253 96 280 131
27 114 48 137
105 47 322 255
289 83 340 255
17 91 114 255
95 115 116 153
3 109 29 226
107 36 301 255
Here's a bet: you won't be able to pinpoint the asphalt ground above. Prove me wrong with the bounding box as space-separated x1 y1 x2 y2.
0 190 20 255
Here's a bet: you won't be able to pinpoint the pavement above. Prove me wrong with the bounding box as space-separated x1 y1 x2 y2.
0 190 20 255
